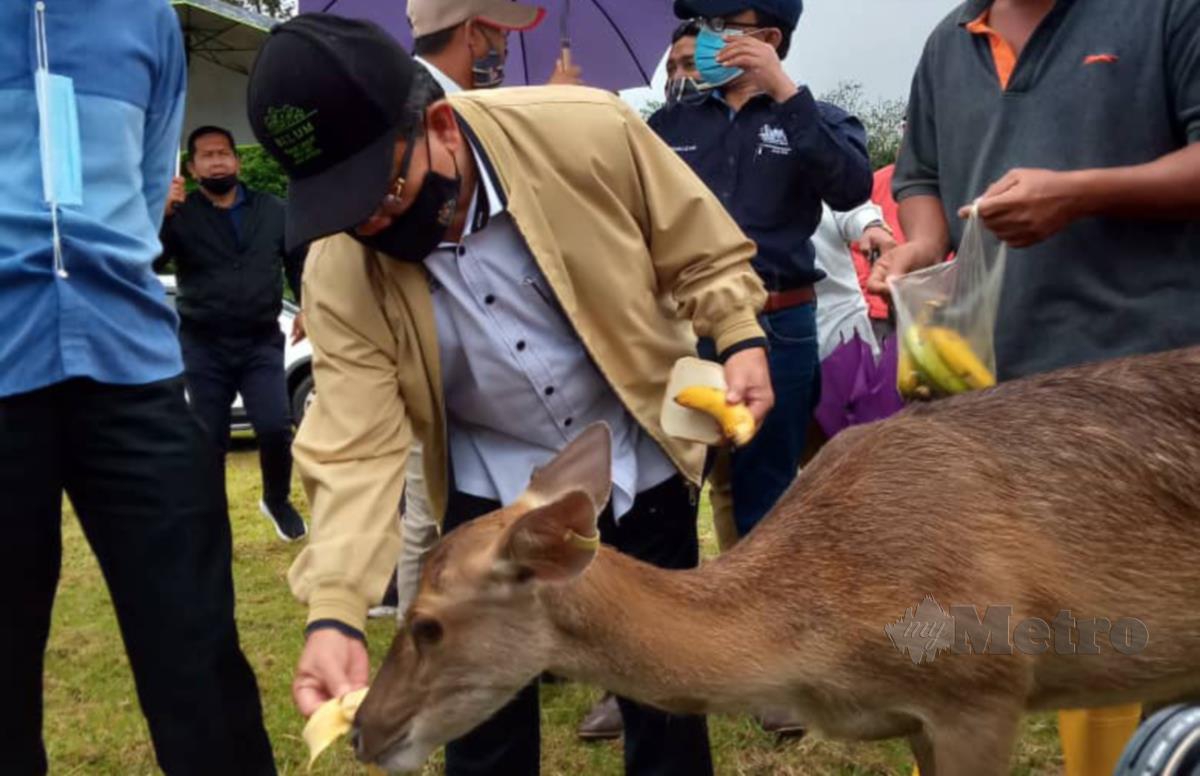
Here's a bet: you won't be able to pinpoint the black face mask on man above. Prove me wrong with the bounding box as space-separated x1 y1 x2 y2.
198 174 239 195
353 123 461 263
471 26 506 88
665 77 711 108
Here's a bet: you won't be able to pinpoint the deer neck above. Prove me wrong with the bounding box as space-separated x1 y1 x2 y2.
539 546 802 716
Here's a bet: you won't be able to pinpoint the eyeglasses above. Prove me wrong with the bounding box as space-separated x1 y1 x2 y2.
700 16 760 33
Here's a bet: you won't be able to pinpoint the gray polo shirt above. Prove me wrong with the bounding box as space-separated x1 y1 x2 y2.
895 0 1200 380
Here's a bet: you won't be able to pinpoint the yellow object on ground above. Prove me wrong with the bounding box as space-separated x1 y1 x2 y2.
1059 705 1142 776
303 687 369 769
909 704 1140 776
673 386 757 446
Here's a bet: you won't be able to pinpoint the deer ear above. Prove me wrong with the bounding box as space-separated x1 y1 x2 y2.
520 422 612 514
498 490 601 583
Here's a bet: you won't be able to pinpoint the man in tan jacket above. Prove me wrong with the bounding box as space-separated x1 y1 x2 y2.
248 15 771 776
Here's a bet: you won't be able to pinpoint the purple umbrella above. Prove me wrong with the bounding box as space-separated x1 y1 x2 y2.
813 333 907 438
303 0 678 92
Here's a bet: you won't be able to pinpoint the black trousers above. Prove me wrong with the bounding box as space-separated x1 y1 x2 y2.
179 326 293 506
442 475 714 776
0 378 275 776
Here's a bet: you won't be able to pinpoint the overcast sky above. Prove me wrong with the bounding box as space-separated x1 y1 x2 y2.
622 0 957 109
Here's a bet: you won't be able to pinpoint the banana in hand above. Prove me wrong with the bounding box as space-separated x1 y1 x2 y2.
673 386 757 446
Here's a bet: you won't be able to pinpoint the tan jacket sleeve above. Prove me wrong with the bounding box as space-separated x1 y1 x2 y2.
288 237 410 634
618 99 767 354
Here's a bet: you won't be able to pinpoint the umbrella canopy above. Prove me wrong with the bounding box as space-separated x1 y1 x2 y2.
173 0 274 146
305 0 678 92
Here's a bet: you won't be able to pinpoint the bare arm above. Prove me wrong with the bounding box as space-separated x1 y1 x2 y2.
866 195 949 293
1074 143 1200 219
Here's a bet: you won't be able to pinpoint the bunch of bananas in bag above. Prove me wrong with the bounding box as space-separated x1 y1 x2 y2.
897 302 995 400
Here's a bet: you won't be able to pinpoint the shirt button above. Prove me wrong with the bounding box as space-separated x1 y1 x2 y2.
564 417 573 428
516 340 526 351
544 386 555 396
484 294 496 305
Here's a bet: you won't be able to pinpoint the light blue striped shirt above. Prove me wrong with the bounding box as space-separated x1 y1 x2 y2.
0 0 185 398
426 132 676 519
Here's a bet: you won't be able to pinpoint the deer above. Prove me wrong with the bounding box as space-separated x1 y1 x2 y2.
350 345 1200 775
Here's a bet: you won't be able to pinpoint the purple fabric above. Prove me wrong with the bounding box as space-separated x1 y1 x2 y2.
813 333 906 438
301 0 678 91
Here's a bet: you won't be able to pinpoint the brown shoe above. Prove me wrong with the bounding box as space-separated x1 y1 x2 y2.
757 710 806 738
577 693 623 741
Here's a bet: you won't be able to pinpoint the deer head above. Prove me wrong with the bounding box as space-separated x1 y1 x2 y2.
353 422 613 772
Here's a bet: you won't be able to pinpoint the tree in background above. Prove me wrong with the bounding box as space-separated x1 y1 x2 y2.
819 80 907 171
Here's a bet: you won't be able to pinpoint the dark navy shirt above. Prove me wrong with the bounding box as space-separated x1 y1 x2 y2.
649 87 872 292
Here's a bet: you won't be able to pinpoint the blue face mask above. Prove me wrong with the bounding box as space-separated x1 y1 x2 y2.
694 26 743 87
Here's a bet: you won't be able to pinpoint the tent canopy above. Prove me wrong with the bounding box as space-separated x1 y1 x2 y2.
172 0 275 147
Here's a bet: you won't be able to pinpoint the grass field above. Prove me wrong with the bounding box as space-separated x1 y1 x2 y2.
43 441 1064 775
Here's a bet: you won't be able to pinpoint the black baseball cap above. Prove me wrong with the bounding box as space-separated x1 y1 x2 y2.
247 14 420 251
674 0 802 29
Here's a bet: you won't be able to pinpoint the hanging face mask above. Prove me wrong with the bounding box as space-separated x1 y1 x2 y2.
354 125 461 263
199 174 238 195
694 25 746 88
470 26 506 89
34 1 82 279
665 77 711 107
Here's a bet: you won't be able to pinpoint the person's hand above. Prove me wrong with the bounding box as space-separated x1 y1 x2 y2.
716 34 796 102
290 311 307 345
164 176 186 218
957 168 1083 248
548 58 583 86
293 627 370 718
723 347 774 425
857 225 898 258
866 240 944 296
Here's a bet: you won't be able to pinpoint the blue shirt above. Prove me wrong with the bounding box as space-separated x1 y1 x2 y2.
425 124 677 519
0 0 186 399
649 87 872 292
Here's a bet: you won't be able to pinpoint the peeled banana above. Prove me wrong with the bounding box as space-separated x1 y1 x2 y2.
303 687 370 769
923 326 996 390
674 385 757 446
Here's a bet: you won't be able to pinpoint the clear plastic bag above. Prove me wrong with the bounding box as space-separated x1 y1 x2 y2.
887 208 1007 400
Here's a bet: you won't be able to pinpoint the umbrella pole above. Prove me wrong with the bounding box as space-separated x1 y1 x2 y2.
558 0 572 71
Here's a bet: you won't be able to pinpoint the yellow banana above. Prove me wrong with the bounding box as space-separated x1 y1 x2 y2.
897 339 921 398
303 687 370 769
903 325 969 396
674 385 757 446
925 326 996 390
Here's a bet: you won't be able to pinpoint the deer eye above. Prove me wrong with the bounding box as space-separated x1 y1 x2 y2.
411 617 443 648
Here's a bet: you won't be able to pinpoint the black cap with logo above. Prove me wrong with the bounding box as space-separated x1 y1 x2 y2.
247 14 419 251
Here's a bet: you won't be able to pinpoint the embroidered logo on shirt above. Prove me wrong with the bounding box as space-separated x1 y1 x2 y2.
1083 53 1119 66
756 124 791 156
670 144 699 153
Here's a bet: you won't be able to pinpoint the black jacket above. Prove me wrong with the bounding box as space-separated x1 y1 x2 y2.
156 186 305 336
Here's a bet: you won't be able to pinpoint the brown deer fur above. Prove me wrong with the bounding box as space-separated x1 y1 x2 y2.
353 346 1200 775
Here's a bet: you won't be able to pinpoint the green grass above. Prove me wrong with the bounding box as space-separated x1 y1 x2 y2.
44 442 1063 775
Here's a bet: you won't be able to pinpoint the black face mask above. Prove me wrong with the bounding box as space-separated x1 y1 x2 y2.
665 77 711 108
198 174 238 195
354 128 461 263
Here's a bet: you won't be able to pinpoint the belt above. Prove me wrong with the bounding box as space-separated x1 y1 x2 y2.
763 285 815 314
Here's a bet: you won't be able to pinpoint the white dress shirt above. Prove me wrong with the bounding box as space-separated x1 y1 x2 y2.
812 201 883 360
